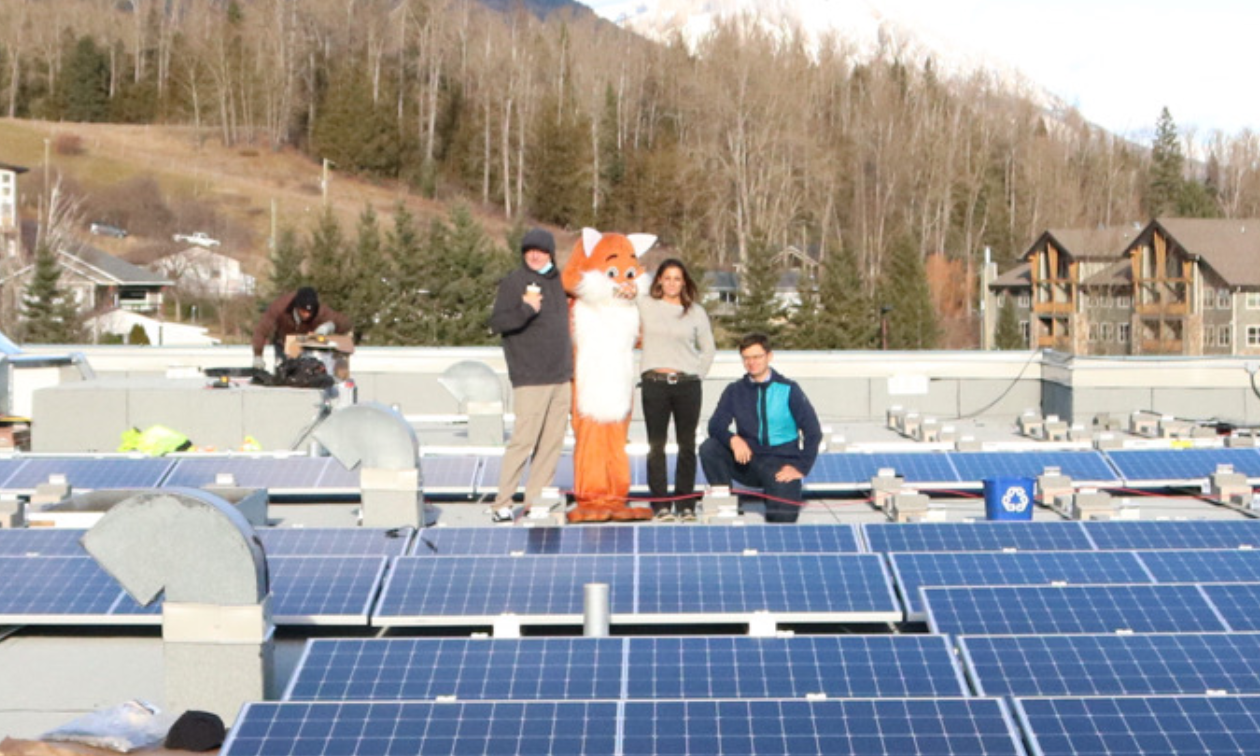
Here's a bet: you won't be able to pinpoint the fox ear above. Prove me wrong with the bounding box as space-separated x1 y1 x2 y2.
581 228 602 258
628 234 657 257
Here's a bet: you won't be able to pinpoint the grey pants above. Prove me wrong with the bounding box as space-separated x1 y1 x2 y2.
495 382 571 507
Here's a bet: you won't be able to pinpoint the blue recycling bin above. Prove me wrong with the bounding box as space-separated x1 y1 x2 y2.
983 477 1035 521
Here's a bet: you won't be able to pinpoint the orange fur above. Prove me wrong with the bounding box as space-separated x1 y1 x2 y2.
563 228 655 523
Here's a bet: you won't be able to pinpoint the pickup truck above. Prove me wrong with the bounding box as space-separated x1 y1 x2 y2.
173 231 220 247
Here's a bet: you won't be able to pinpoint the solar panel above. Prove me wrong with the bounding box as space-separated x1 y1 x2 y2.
2 457 175 491
0 556 153 625
807 452 960 487
163 456 336 492
890 551 1152 620
265 556 387 625
374 554 899 626
1014 694 1260 756
1138 549 1260 583
634 554 900 622
630 452 707 489
1105 447 1260 482
416 456 480 494
0 527 87 556
948 451 1119 484
413 527 636 556
624 635 967 699
1198 583 1260 631
863 522 1094 553
923 584 1230 636
258 527 414 556
0 458 27 488
1085 520 1260 550
476 454 574 495
225 699 1024 756
959 633 1260 697
635 524 862 554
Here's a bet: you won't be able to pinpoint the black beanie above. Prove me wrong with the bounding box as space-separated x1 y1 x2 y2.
520 228 555 259
164 711 226 752
293 287 319 312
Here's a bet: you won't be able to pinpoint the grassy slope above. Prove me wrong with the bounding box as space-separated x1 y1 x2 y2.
0 118 527 277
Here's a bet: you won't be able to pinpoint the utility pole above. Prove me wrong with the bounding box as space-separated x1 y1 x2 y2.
321 158 333 207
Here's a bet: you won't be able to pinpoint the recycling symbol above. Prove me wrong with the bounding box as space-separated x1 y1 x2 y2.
1001 485 1030 513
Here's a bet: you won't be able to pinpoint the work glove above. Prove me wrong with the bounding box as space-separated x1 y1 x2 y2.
252 356 265 371
314 321 336 336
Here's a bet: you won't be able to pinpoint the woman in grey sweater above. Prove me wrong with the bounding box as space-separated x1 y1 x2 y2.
638 259 716 521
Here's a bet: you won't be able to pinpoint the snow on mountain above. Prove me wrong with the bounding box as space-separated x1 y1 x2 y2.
590 0 1066 114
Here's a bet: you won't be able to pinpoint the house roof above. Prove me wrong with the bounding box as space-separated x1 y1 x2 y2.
0 162 30 174
1151 217 1260 287
1082 257 1132 287
61 241 171 286
1023 225 1138 261
991 262 1031 288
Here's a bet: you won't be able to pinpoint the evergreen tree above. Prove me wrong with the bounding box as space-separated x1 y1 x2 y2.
311 64 402 177
725 236 782 345
22 243 82 344
306 207 351 312
1146 107 1184 217
346 204 393 344
595 84 627 228
60 35 110 122
993 294 1024 350
417 206 511 346
810 245 877 349
527 90 592 227
266 226 305 300
876 235 939 350
383 202 426 345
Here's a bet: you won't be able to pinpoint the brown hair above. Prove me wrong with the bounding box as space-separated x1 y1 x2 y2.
649 258 699 313
738 332 772 354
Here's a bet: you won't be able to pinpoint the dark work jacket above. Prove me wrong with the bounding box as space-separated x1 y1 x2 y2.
252 291 352 357
707 368 823 476
489 264 572 387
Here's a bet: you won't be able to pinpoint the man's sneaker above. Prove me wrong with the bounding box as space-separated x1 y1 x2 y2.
654 509 677 522
679 509 697 523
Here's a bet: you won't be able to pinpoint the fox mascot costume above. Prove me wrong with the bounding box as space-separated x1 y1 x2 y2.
562 227 657 523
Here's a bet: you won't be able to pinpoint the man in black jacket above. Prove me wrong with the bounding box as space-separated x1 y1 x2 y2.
488 228 573 513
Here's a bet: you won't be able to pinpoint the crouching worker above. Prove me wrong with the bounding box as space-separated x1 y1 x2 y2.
251 287 352 371
699 333 822 523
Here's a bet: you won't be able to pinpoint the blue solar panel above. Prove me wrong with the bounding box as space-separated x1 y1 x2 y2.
226 699 1024 756
634 554 899 621
374 554 899 626
624 635 967 699
267 556 387 625
630 452 707 488
959 633 1260 697
258 527 414 556
2 457 175 491
0 528 87 556
285 635 964 702
413 527 636 556
1199 583 1260 631
948 451 1118 483
1014 694 1260 756
1138 550 1260 583
807 453 960 486
890 551 1152 620
416 456 480 493
1085 520 1260 550
924 584 1230 635
0 556 148 624
0 458 26 488
1106 447 1260 481
163 456 336 491
864 522 1094 553
636 524 862 554
476 454 574 495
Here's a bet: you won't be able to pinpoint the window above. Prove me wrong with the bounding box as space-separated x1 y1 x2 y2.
1204 294 1214 311
1219 290 1232 309
1101 293 1113 308
1247 292 1260 310
1082 294 1092 308
1100 323 1113 341
1118 323 1130 343
1249 326 1260 347
1205 327 1216 347
1088 324 1098 342
1018 293 1030 308
1117 295 1132 308
1220 326 1232 347
1019 321 1030 343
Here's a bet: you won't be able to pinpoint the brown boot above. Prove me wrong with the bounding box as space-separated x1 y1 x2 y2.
567 505 611 524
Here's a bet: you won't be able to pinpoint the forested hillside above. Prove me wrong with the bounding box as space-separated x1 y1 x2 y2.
3 0 1257 348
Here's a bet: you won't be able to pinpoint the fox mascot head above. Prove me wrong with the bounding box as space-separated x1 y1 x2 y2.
562 227 656 522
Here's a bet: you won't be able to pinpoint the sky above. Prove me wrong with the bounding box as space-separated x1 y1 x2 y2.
586 0 1258 142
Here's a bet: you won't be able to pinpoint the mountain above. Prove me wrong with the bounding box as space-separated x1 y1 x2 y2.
588 0 1066 114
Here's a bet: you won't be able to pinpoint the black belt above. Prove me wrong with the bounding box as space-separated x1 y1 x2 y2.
641 371 700 384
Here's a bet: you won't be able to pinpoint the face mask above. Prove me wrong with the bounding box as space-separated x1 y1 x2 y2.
536 261 554 275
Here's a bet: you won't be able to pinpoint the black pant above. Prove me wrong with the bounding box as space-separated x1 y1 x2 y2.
699 437 804 523
641 379 702 513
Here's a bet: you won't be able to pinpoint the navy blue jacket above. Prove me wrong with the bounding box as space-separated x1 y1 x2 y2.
707 368 822 475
